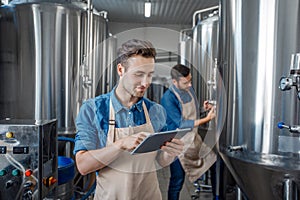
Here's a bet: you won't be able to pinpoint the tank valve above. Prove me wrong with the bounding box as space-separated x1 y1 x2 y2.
279 77 293 91
277 122 300 134
279 53 300 100
207 58 218 90
279 76 300 100
227 145 244 152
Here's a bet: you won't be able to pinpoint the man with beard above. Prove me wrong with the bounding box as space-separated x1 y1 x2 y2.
161 64 216 200
74 39 184 200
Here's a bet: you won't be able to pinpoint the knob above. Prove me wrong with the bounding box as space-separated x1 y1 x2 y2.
6 180 14 188
43 176 57 187
5 132 14 138
24 181 33 188
25 169 32 177
278 121 300 133
277 122 286 129
22 189 33 200
279 77 293 91
12 169 20 176
0 169 7 176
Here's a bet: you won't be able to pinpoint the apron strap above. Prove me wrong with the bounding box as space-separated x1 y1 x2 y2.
171 84 193 105
107 100 116 145
142 101 152 125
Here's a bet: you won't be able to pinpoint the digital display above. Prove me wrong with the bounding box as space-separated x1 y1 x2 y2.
13 146 29 154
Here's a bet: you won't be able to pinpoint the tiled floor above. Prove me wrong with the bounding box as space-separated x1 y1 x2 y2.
157 166 213 200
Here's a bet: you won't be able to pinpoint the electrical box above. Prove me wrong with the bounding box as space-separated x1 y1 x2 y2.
0 119 57 200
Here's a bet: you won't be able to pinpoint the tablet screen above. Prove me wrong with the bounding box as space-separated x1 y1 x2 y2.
131 128 192 154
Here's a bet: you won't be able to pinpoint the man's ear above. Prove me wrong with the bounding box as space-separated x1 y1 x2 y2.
117 63 125 77
172 79 179 88
172 79 177 85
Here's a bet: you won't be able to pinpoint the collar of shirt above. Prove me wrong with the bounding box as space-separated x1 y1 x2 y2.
110 88 144 113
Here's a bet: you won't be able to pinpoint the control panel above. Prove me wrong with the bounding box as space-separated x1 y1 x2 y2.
0 119 57 200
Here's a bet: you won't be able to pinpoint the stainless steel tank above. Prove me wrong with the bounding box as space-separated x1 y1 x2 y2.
178 28 193 68
218 0 300 199
95 34 118 96
0 1 109 134
106 35 118 92
180 7 220 149
192 7 219 105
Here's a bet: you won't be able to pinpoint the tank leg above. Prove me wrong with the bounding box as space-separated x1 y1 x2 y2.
283 179 298 200
236 186 243 200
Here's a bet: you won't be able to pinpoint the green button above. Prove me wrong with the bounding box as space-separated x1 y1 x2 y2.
12 169 19 176
0 169 7 176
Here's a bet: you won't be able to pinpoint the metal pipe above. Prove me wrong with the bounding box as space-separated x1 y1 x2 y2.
179 28 192 41
99 10 108 19
33 5 42 122
283 179 298 200
86 0 93 98
1 0 9 5
236 186 243 200
79 0 94 101
192 5 219 27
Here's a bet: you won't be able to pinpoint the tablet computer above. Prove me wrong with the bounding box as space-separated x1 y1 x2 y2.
131 128 192 155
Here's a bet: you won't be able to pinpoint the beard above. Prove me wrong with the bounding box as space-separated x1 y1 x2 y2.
133 90 146 98
122 83 146 98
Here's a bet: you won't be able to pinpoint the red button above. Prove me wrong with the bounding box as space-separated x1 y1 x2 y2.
25 169 32 177
49 177 57 185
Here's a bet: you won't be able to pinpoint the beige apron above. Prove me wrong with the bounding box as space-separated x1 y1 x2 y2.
94 100 162 200
173 89 217 182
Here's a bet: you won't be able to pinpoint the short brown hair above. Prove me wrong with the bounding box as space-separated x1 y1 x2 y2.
116 39 156 70
171 64 190 81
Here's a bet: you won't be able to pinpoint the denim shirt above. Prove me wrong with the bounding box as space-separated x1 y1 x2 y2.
73 88 167 155
160 84 200 131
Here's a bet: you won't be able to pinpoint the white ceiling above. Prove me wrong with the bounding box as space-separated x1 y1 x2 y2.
93 0 219 26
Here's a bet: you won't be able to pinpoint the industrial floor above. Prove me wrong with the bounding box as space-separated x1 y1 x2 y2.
157 166 213 200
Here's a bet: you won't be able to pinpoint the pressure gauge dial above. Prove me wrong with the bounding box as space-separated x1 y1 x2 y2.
279 77 293 91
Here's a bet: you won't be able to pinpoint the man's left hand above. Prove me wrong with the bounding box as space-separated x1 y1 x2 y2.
160 138 184 157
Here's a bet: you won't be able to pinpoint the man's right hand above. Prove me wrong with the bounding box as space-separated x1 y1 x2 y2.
114 132 151 151
207 106 216 120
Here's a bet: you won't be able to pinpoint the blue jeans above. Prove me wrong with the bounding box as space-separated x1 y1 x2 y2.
168 158 185 200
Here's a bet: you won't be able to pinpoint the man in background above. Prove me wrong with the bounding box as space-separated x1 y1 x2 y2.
161 64 217 200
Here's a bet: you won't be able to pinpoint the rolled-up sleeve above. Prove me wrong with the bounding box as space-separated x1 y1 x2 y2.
73 100 100 155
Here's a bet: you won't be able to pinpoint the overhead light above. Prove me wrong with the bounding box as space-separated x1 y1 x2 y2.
144 1 151 18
